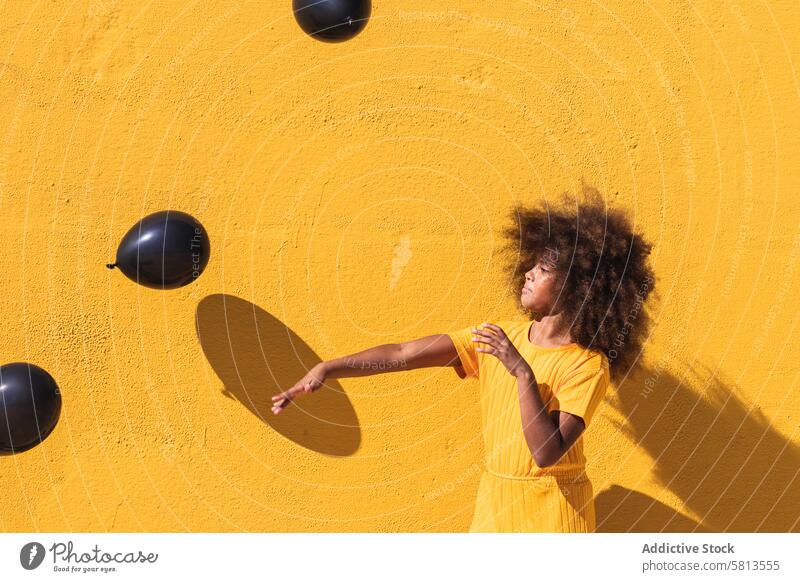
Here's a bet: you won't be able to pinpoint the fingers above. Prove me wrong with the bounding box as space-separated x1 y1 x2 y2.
471 332 497 347
271 398 289 414
472 337 499 356
272 386 304 412
471 324 506 348
471 327 498 345
271 392 288 402
470 327 495 338
471 323 507 338
480 323 507 338
271 377 322 414
472 337 499 351
271 385 299 414
471 323 509 356
271 382 307 402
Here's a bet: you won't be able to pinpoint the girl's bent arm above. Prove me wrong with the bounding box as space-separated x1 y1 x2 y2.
516 370 586 467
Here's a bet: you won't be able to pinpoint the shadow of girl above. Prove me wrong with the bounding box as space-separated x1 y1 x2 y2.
597 363 799 532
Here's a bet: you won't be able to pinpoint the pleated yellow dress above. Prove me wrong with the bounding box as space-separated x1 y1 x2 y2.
447 319 610 533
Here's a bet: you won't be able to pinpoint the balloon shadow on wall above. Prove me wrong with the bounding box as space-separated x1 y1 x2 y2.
195 294 361 456
596 363 800 532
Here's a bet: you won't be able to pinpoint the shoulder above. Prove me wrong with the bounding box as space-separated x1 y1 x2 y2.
561 347 609 381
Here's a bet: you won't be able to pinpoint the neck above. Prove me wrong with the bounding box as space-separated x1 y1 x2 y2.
530 312 573 346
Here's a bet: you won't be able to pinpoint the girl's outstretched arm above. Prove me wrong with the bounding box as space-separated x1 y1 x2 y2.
271 334 461 414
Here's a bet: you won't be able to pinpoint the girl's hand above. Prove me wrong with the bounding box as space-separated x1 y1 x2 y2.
471 323 533 379
271 363 327 414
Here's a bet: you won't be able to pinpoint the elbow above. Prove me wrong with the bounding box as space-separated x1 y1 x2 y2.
531 449 557 469
531 440 566 468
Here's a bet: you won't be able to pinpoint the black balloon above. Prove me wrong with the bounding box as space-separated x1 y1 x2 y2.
107 210 210 289
0 363 61 453
293 0 371 42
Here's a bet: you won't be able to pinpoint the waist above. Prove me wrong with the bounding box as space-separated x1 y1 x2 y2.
485 464 588 483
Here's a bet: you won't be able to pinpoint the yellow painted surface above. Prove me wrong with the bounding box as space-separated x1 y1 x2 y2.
1 1 799 531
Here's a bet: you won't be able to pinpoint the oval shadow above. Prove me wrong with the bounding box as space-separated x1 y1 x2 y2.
195 294 361 456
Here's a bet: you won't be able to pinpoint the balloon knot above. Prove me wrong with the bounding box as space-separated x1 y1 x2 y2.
106 263 117 270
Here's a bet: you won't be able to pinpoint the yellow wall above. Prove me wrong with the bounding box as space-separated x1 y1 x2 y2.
1 1 798 532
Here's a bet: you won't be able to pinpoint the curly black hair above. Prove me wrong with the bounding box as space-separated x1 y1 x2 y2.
501 186 656 381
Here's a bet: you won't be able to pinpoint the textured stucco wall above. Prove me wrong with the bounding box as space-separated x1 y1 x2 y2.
1 1 798 532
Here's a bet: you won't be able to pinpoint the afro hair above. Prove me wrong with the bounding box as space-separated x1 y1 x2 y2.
502 186 656 381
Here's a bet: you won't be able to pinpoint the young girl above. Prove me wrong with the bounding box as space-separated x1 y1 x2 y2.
271 188 655 532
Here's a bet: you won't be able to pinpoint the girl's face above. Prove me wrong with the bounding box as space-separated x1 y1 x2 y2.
520 259 561 314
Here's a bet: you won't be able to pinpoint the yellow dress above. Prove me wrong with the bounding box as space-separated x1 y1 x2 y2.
447 319 610 533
